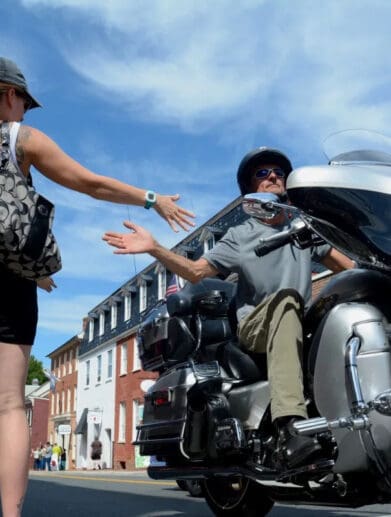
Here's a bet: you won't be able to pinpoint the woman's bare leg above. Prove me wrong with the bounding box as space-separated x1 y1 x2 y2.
0 343 31 517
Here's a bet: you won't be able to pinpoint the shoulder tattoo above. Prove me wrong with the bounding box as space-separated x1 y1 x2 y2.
15 125 32 171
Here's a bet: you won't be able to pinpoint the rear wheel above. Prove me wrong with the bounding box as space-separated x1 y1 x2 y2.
203 477 274 516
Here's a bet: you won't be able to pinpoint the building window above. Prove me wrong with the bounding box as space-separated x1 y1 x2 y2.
67 388 71 413
203 235 215 253
86 360 90 387
107 350 113 379
133 339 141 372
120 343 128 375
73 386 77 412
99 312 105 336
88 319 94 342
124 294 131 321
118 402 126 443
68 350 73 374
132 401 144 442
97 355 102 383
51 394 55 415
139 280 147 312
157 269 166 300
111 304 117 329
61 391 65 414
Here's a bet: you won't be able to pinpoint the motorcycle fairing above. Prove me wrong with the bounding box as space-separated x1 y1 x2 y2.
287 164 391 271
313 301 391 473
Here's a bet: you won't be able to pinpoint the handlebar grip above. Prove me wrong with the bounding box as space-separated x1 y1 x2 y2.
254 233 293 257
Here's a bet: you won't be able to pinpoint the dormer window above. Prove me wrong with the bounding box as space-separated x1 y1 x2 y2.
154 263 167 300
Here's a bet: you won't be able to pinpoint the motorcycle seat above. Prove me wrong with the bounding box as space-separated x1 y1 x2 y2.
215 340 267 383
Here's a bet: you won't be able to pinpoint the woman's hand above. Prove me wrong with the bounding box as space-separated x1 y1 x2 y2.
154 194 195 232
103 221 155 254
37 277 57 292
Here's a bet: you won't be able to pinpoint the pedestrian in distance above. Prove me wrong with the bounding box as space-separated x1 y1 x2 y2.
31 447 40 471
90 437 102 470
0 56 195 517
43 442 52 472
59 448 66 471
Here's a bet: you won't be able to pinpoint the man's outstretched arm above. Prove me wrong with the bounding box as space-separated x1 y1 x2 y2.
103 220 218 284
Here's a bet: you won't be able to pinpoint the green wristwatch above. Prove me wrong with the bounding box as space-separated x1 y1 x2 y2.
144 190 157 209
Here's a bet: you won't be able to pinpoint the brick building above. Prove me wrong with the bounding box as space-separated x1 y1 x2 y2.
47 334 80 469
113 335 157 470
25 381 50 468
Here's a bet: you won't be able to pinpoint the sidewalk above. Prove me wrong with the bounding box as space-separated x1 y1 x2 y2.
30 468 150 478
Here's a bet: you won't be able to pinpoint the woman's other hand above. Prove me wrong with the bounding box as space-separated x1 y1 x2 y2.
37 277 57 292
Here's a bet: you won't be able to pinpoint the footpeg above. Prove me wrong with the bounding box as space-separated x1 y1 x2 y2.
215 418 246 451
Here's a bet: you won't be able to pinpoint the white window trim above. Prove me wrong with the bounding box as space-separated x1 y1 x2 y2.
139 280 147 312
88 319 94 342
118 402 126 443
97 354 102 384
124 294 131 321
107 349 113 379
99 312 105 336
85 360 90 387
132 401 144 442
132 338 141 372
110 303 118 329
120 343 128 376
157 269 166 300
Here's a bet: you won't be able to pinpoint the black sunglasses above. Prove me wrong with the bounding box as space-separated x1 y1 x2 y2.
14 89 33 112
254 167 285 180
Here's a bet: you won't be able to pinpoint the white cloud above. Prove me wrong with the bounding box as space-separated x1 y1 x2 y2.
20 0 391 142
37 293 106 333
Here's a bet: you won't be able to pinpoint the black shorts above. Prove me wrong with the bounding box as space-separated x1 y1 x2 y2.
0 265 38 345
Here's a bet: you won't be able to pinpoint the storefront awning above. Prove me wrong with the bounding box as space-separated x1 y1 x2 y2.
75 408 88 434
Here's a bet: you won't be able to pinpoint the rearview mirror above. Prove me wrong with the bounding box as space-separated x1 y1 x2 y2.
242 193 282 220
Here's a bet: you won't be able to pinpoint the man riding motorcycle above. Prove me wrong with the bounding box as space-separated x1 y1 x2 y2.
103 146 354 467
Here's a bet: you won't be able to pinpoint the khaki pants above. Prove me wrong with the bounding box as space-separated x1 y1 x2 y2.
238 289 307 422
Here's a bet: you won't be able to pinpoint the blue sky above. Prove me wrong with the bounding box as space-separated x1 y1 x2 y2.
2 0 390 366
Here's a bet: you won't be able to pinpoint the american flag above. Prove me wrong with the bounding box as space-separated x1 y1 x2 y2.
165 274 181 298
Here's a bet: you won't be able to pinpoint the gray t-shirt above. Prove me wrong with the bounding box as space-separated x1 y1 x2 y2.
203 217 330 321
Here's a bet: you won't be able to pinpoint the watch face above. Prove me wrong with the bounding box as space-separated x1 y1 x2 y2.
146 191 156 202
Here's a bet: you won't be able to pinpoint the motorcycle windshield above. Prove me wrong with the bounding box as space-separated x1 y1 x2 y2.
323 129 391 166
287 130 391 271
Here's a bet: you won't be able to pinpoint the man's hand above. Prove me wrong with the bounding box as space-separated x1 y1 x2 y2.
37 277 57 292
154 194 195 232
103 221 156 254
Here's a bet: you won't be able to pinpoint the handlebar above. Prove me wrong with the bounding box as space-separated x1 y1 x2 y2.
254 233 293 257
254 219 307 257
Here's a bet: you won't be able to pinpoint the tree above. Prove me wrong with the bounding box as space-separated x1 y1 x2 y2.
26 355 46 385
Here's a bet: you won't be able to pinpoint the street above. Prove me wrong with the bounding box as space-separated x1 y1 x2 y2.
20 470 391 517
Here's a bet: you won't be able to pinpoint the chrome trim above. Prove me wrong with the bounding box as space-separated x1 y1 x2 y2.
345 336 367 415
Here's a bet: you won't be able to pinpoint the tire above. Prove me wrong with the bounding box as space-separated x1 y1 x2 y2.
185 479 203 497
203 477 274 516
176 480 187 490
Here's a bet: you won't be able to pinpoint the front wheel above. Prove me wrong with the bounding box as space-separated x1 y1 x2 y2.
203 477 274 516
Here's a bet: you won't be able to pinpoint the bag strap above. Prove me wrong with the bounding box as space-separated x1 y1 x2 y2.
0 122 33 187
0 122 11 169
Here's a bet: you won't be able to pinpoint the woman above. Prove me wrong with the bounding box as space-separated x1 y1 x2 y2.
0 56 194 517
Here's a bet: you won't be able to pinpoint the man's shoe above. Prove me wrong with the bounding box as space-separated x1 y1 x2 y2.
275 417 322 469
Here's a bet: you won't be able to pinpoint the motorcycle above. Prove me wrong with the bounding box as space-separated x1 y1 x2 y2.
134 130 391 516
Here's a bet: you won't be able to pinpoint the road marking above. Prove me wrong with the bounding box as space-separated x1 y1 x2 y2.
29 473 175 486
